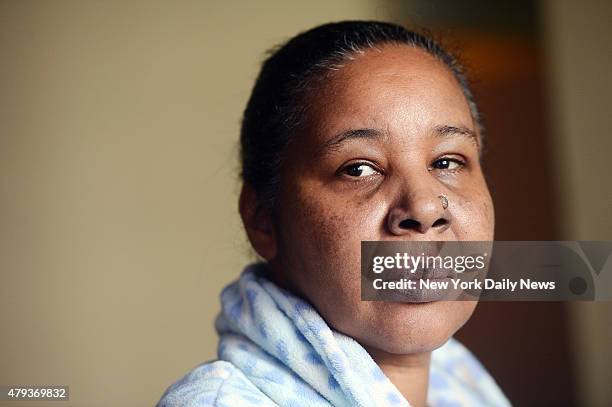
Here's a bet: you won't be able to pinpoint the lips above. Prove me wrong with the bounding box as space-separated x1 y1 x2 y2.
395 266 456 281
361 241 492 302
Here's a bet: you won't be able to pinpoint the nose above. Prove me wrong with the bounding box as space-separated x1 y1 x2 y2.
387 188 450 236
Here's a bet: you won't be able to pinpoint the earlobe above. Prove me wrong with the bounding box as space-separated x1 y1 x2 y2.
239 184 277 261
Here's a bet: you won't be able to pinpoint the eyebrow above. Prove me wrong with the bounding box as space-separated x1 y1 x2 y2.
317 128 387 158
434 125 479 147
317 124 479 158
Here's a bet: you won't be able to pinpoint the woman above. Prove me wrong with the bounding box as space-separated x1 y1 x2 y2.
158 21 510 407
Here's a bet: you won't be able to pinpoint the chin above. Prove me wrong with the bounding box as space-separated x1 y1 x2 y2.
360 301 475 355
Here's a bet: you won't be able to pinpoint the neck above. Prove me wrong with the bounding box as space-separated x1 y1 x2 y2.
365 346 431 407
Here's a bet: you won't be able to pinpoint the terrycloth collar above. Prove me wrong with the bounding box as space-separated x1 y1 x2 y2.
215 263 510 407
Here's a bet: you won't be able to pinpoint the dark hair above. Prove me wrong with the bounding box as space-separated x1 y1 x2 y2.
240 20 481 210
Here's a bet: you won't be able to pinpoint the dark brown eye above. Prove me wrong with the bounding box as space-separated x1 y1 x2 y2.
343 163 378 177
432 158 462 170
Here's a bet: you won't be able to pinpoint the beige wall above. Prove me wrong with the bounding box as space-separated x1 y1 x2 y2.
541 0 612 405
0 1 399 406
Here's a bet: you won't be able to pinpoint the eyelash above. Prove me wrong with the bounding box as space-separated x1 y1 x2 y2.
339 156 467 180
338 161 384 180
429 156 467 173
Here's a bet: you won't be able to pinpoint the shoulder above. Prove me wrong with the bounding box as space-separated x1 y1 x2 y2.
156 360 274 407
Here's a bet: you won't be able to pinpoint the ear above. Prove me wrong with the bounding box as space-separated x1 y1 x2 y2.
239 183 277 261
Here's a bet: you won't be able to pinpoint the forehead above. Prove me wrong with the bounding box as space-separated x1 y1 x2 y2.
304 44 474 143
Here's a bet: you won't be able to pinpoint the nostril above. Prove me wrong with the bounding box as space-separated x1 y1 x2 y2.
432 218 448 228
398 219 421 231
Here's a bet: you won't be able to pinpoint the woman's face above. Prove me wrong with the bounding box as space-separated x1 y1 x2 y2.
270 44 494 354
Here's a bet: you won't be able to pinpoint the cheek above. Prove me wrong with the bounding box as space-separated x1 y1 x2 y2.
282 180 386 255
278 190 350 278
451 183 495 240
277 187 378 322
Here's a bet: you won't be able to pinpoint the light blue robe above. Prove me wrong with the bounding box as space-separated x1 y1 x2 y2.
157 264 510 406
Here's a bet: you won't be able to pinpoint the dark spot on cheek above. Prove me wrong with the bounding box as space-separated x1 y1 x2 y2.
450 191 494 238
308 208 349 249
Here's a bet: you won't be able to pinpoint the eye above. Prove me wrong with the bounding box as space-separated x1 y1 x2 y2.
431 157 464 171
342 163 379 178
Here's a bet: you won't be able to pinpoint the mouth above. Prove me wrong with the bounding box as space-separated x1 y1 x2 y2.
399 266 456 280
382 267 458 303
362 240 492 303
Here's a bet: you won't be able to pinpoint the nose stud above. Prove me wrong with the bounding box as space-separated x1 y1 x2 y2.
438 195 449 210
